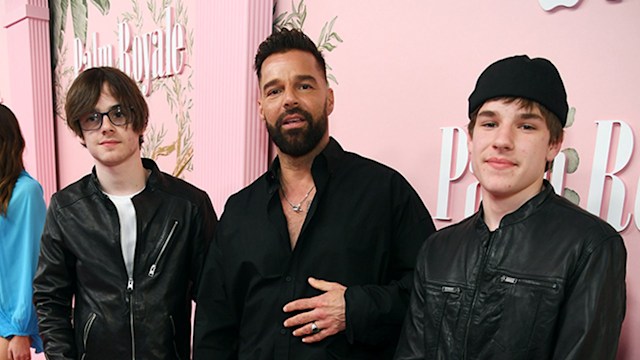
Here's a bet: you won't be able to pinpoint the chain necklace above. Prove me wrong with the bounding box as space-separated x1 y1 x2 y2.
282 185 315 213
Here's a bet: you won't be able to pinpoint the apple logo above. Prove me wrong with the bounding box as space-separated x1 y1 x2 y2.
539 0 580 11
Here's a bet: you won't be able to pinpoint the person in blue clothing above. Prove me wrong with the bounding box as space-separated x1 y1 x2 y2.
0 104 46 360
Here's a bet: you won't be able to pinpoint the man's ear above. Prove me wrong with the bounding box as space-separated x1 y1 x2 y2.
326 88 335 116
258 99 265 121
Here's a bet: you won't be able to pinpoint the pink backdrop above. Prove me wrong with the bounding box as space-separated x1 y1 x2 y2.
0 0 637 358
275 1 639 359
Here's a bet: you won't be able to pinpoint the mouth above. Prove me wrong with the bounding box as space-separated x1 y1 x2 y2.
281 114 306 126
486 157 516 169
100 139 120 146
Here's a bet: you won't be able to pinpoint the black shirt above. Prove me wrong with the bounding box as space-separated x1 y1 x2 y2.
194 138 435 360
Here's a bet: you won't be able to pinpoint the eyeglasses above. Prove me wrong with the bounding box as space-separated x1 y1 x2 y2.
79 105 132 131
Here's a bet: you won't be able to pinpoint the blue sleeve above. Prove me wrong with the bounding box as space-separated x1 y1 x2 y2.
0 173 46 350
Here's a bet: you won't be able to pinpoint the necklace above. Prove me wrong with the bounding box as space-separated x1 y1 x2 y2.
282 185 315 213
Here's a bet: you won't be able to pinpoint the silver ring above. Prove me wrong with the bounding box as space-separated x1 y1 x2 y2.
310 322 320 334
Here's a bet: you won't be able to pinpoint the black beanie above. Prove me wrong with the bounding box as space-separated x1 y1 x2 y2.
468 55 568 127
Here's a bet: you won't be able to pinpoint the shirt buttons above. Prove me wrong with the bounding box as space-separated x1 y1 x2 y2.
285 276 293 282
280 328 287 335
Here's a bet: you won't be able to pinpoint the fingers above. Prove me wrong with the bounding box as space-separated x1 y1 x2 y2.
308 277 342 292
282 277 348 344
297 320 339 343
283 309 321 328
283 297 316 313
284 278 346 313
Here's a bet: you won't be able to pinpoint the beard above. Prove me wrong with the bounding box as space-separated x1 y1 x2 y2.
266 106 328 157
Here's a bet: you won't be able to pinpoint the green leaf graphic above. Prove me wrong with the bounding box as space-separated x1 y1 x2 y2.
90 0 110 15
70 0 89 42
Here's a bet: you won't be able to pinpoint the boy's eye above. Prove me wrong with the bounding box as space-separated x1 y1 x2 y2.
86 113 101 122
111 108 125 118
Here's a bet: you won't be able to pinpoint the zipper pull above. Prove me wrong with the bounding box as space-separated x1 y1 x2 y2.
501 275 518 284
148 264 157 277
442 286 461 294
127 278 134 291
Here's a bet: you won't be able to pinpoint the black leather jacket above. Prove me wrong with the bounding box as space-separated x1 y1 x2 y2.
34 159 216 360
395 182 626 360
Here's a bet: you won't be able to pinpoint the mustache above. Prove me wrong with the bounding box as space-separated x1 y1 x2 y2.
276 108 312 127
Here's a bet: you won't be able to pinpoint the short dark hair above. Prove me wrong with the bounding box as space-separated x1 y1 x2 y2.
254 28 327 82
65 67 149 142
468 97 564 146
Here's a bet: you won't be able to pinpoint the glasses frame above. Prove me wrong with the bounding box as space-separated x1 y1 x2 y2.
79 105 132 131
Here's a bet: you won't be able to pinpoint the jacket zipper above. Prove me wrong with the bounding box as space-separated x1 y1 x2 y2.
462 231 495 360
81 312 97 360
148 220 178 277
127 278 136 360
500 275 559 289
442 286 461 294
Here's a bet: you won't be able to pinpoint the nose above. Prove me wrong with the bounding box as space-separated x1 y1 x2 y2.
100 113 116 132
283 87 299 109
492 125 514 150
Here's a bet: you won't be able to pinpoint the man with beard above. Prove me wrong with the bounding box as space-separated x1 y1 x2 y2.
193 28 436 360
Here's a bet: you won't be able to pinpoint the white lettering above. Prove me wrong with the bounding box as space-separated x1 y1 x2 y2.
465 180 481 218
151 29 165 78
635 178 640 230
587 120 634 231
549 151 566 196
118 22 132 75
436 127 468 220
73 38 85 75
73 7 186 96
171 22 186 74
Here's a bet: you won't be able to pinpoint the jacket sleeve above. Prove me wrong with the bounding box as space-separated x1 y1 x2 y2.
1 178 45 341
394 243 428 360
552 230 627 360
33 195 78 360
193 220 238 360
344 173 436 346
189 192 217 300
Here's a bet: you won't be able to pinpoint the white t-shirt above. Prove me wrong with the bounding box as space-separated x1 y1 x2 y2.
105 189 144 277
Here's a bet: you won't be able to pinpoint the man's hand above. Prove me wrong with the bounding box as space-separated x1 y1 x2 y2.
283 277 347 343
7 335 31 360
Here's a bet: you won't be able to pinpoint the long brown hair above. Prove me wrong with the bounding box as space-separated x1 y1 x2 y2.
0 104 26 216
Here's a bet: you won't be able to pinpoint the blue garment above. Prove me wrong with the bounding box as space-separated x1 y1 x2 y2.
0 171 45 352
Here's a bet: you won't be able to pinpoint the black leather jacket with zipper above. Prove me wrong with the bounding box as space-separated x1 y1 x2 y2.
34 159 217 360
395 182 626 360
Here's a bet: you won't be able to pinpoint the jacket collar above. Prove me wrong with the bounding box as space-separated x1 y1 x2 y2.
89 158 163 196
476 179 556 230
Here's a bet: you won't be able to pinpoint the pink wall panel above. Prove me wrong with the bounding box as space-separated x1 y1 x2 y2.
275 1 639 358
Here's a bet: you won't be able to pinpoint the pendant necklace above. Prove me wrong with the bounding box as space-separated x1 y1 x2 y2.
282 185 315 213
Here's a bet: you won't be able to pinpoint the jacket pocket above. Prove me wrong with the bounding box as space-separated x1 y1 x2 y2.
491 273 562 352
424 282 463 357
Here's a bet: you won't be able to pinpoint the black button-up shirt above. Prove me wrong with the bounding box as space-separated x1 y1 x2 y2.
194 138 435 360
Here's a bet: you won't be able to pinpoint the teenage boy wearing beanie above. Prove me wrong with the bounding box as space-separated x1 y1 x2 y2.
395 55 626 360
